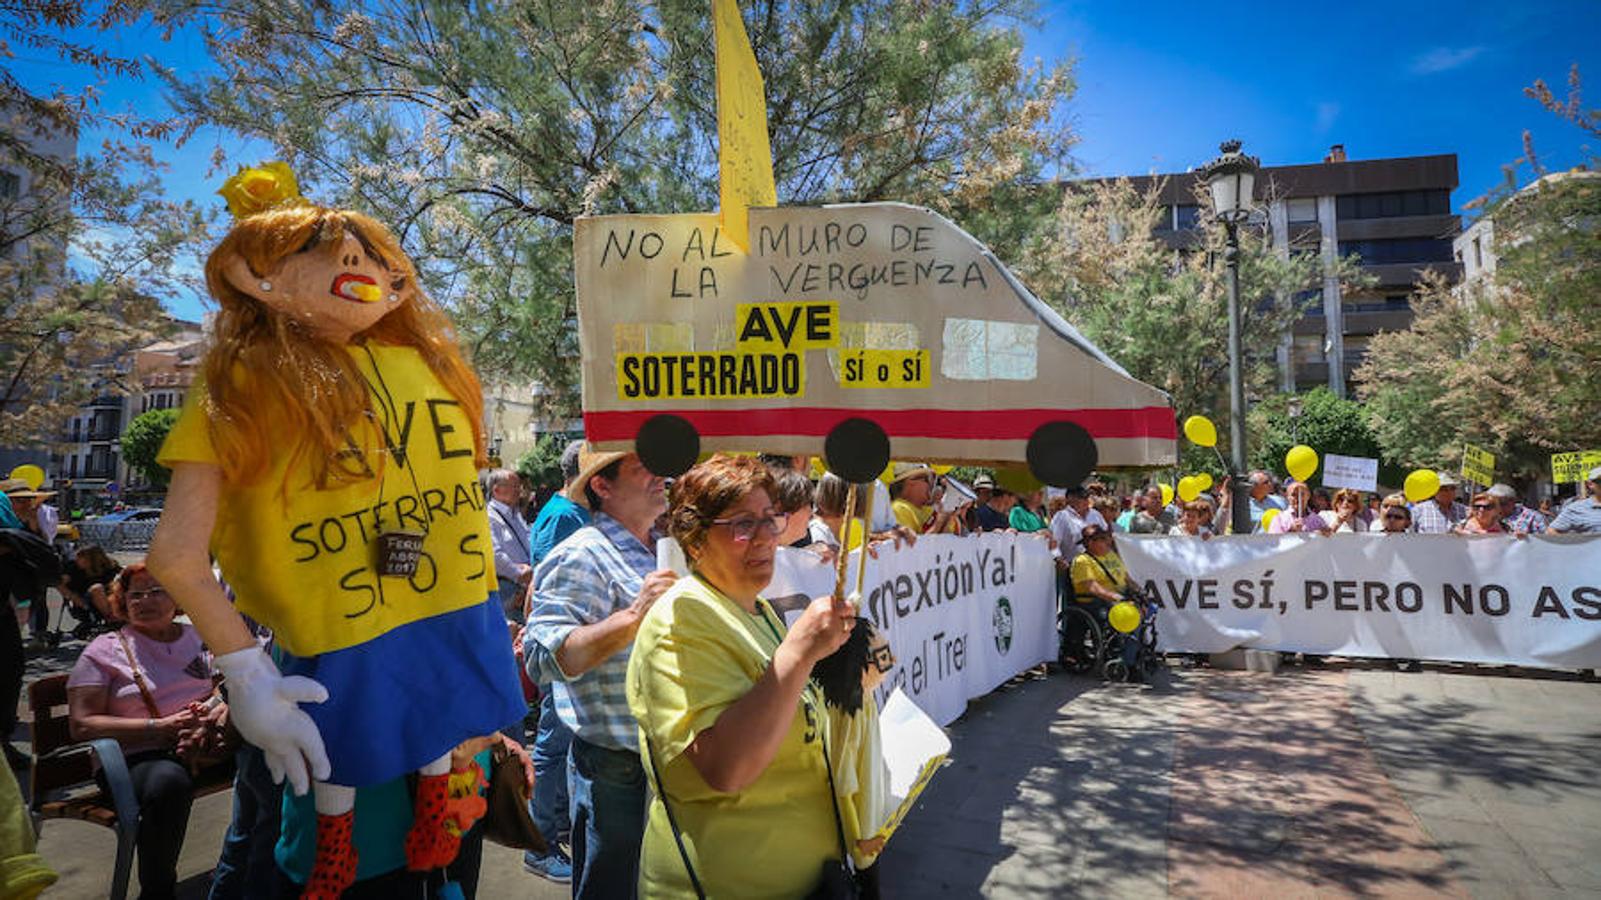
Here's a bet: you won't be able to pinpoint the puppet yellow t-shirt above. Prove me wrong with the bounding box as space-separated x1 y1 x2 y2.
627 575 838 898
157 343 493 657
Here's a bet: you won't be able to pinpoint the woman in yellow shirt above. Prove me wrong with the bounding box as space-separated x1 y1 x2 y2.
627 455 858 898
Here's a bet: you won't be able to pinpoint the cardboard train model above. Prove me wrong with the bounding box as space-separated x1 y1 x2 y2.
574 202 1176 485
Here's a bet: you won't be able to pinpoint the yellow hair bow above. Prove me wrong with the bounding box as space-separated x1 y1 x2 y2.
218 161 305 218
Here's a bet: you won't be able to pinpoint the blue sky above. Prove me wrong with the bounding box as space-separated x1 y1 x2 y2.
10 1 1599 321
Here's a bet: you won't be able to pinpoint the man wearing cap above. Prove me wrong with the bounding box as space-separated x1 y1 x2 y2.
1488 483 1547 535
1548 467 1601 534
1412 472 1467 534
523 448 677 897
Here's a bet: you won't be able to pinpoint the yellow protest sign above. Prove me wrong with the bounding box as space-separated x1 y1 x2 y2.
838 349 931 389
713 0 776 251
1551 450 1601 484
1461 444 1495 486
616 351 804 400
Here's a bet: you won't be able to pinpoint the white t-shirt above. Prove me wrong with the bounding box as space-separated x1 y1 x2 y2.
869 480 895 532
807 516 839 548
1050 507 1106 554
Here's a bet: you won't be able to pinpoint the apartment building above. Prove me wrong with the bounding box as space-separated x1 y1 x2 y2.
1116 146 1462 397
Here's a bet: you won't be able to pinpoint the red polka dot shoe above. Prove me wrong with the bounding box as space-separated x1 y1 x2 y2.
302 810 358 900
404 764 487 871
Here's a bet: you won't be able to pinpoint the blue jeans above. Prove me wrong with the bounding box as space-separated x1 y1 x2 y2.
567 737 646 900
527 691 573 852
209 743 283 900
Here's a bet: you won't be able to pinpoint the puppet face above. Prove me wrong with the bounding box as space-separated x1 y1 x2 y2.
222 224 406 342
863 622 894 693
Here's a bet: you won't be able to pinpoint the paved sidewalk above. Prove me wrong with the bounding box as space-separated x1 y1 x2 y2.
878 663 1601 898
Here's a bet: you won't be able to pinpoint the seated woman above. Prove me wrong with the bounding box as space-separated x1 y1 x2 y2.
1066 525 1144 677
66 562 224 900
59 544 121 638
627 455 858 898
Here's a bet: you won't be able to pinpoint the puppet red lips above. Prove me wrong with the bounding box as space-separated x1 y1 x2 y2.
330 273 383 303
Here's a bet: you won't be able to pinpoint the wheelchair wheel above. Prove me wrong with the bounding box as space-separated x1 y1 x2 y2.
1101 659 1130 683
1057 606 1102 675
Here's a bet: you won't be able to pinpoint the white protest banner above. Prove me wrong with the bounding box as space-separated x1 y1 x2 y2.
1322 453 1378 492
1117 534 1601 669
766 532 1056 726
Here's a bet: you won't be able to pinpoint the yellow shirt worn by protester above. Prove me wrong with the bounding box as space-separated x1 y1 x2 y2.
891 498 930 532
1070 551 1129 601
627 575 839 899
157 343 494 657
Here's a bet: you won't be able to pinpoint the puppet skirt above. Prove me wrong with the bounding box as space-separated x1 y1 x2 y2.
276 595 525 787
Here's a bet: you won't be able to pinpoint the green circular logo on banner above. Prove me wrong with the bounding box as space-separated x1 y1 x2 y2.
993 596 1014 655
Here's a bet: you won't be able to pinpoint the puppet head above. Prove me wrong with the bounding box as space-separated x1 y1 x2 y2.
200 162 486 489
812 617 895 714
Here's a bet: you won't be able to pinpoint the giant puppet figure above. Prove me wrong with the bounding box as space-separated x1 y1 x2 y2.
147 163 524 897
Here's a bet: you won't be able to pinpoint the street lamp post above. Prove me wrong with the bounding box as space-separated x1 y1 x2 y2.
1201 139 1260 535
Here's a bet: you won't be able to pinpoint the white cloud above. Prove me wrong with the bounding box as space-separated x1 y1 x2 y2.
1410 46 1485 75
1315 102 1340 133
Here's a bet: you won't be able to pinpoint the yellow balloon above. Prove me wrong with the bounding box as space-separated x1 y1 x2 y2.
878 462 897 484
930 464 954 476
996 466 1043 494
10 464 44 491
808 457 827 479
1183 415 1218 448
1177 476 1201 503
1403 468 1441 503
1108 601 1142 635
1196 472 1214 491
1159 483 1174 507
1260 508 1281 532
1285 444 1319 482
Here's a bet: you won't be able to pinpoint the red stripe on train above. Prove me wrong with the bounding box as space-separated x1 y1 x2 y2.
584 407 1177 442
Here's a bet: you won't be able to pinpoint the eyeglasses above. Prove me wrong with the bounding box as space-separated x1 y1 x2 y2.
1382 511 1409 520
126 587 169 601
710 512 788 542
1471 503 1496 511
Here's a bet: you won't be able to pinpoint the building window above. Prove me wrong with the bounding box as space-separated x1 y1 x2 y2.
68 455 77 478
1338 238 1455 266
1293 334 1326 364
0 170 18 200
1472 236 1483 269
1174 204 1202 230
1335 190 1450 220
1287 198 1318 223
1153 205 1173 231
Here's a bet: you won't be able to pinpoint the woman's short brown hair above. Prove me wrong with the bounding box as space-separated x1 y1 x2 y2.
108 562 169 620
668 455 778 562
1332 488 1363 508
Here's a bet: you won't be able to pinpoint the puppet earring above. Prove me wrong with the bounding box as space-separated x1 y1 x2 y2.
258 280 273 292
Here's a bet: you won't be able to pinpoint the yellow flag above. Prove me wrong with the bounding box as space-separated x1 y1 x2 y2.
713 0 776 251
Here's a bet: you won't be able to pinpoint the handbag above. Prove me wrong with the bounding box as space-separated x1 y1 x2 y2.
479 739 548 853
642 604 860 900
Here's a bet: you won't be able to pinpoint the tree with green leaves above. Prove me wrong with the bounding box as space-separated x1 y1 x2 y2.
120 406 179 488
1245 388 1398 488
1 1 210 446
1356 66 1600 482
158 0 1075 418
515 433 571 493
1017 176 1370 459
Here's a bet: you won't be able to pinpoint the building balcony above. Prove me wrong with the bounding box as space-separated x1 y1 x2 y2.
1361 261 1462 288
1336 214 1459 242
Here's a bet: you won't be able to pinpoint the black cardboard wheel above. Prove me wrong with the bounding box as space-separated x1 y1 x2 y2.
823 418 891 485
1026 420 1099 488
635 414 700 478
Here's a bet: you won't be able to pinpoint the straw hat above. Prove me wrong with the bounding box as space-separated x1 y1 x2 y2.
0 478 54 500
889 462 935 484
563 446 630 509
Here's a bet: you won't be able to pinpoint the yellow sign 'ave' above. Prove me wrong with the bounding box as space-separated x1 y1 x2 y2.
713 0 777 251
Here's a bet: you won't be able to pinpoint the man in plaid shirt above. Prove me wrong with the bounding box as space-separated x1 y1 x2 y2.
524 448 677 899
1411 471 1467 534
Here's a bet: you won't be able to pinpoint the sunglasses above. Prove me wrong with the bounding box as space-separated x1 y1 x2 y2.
710 512 788 542
1383 511 1409 520
1471 503 1496 511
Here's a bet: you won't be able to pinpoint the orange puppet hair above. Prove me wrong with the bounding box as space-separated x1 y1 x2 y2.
201 203 487 489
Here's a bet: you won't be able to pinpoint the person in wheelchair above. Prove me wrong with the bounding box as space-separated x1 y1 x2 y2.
1062 524 1149 681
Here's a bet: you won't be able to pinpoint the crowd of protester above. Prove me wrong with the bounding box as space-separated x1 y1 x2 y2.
4 455 1599 897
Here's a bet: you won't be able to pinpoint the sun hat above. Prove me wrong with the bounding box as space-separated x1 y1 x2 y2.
890 462 936 484
563 445 631 509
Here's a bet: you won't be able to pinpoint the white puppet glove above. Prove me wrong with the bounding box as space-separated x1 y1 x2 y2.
214 646 331 795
